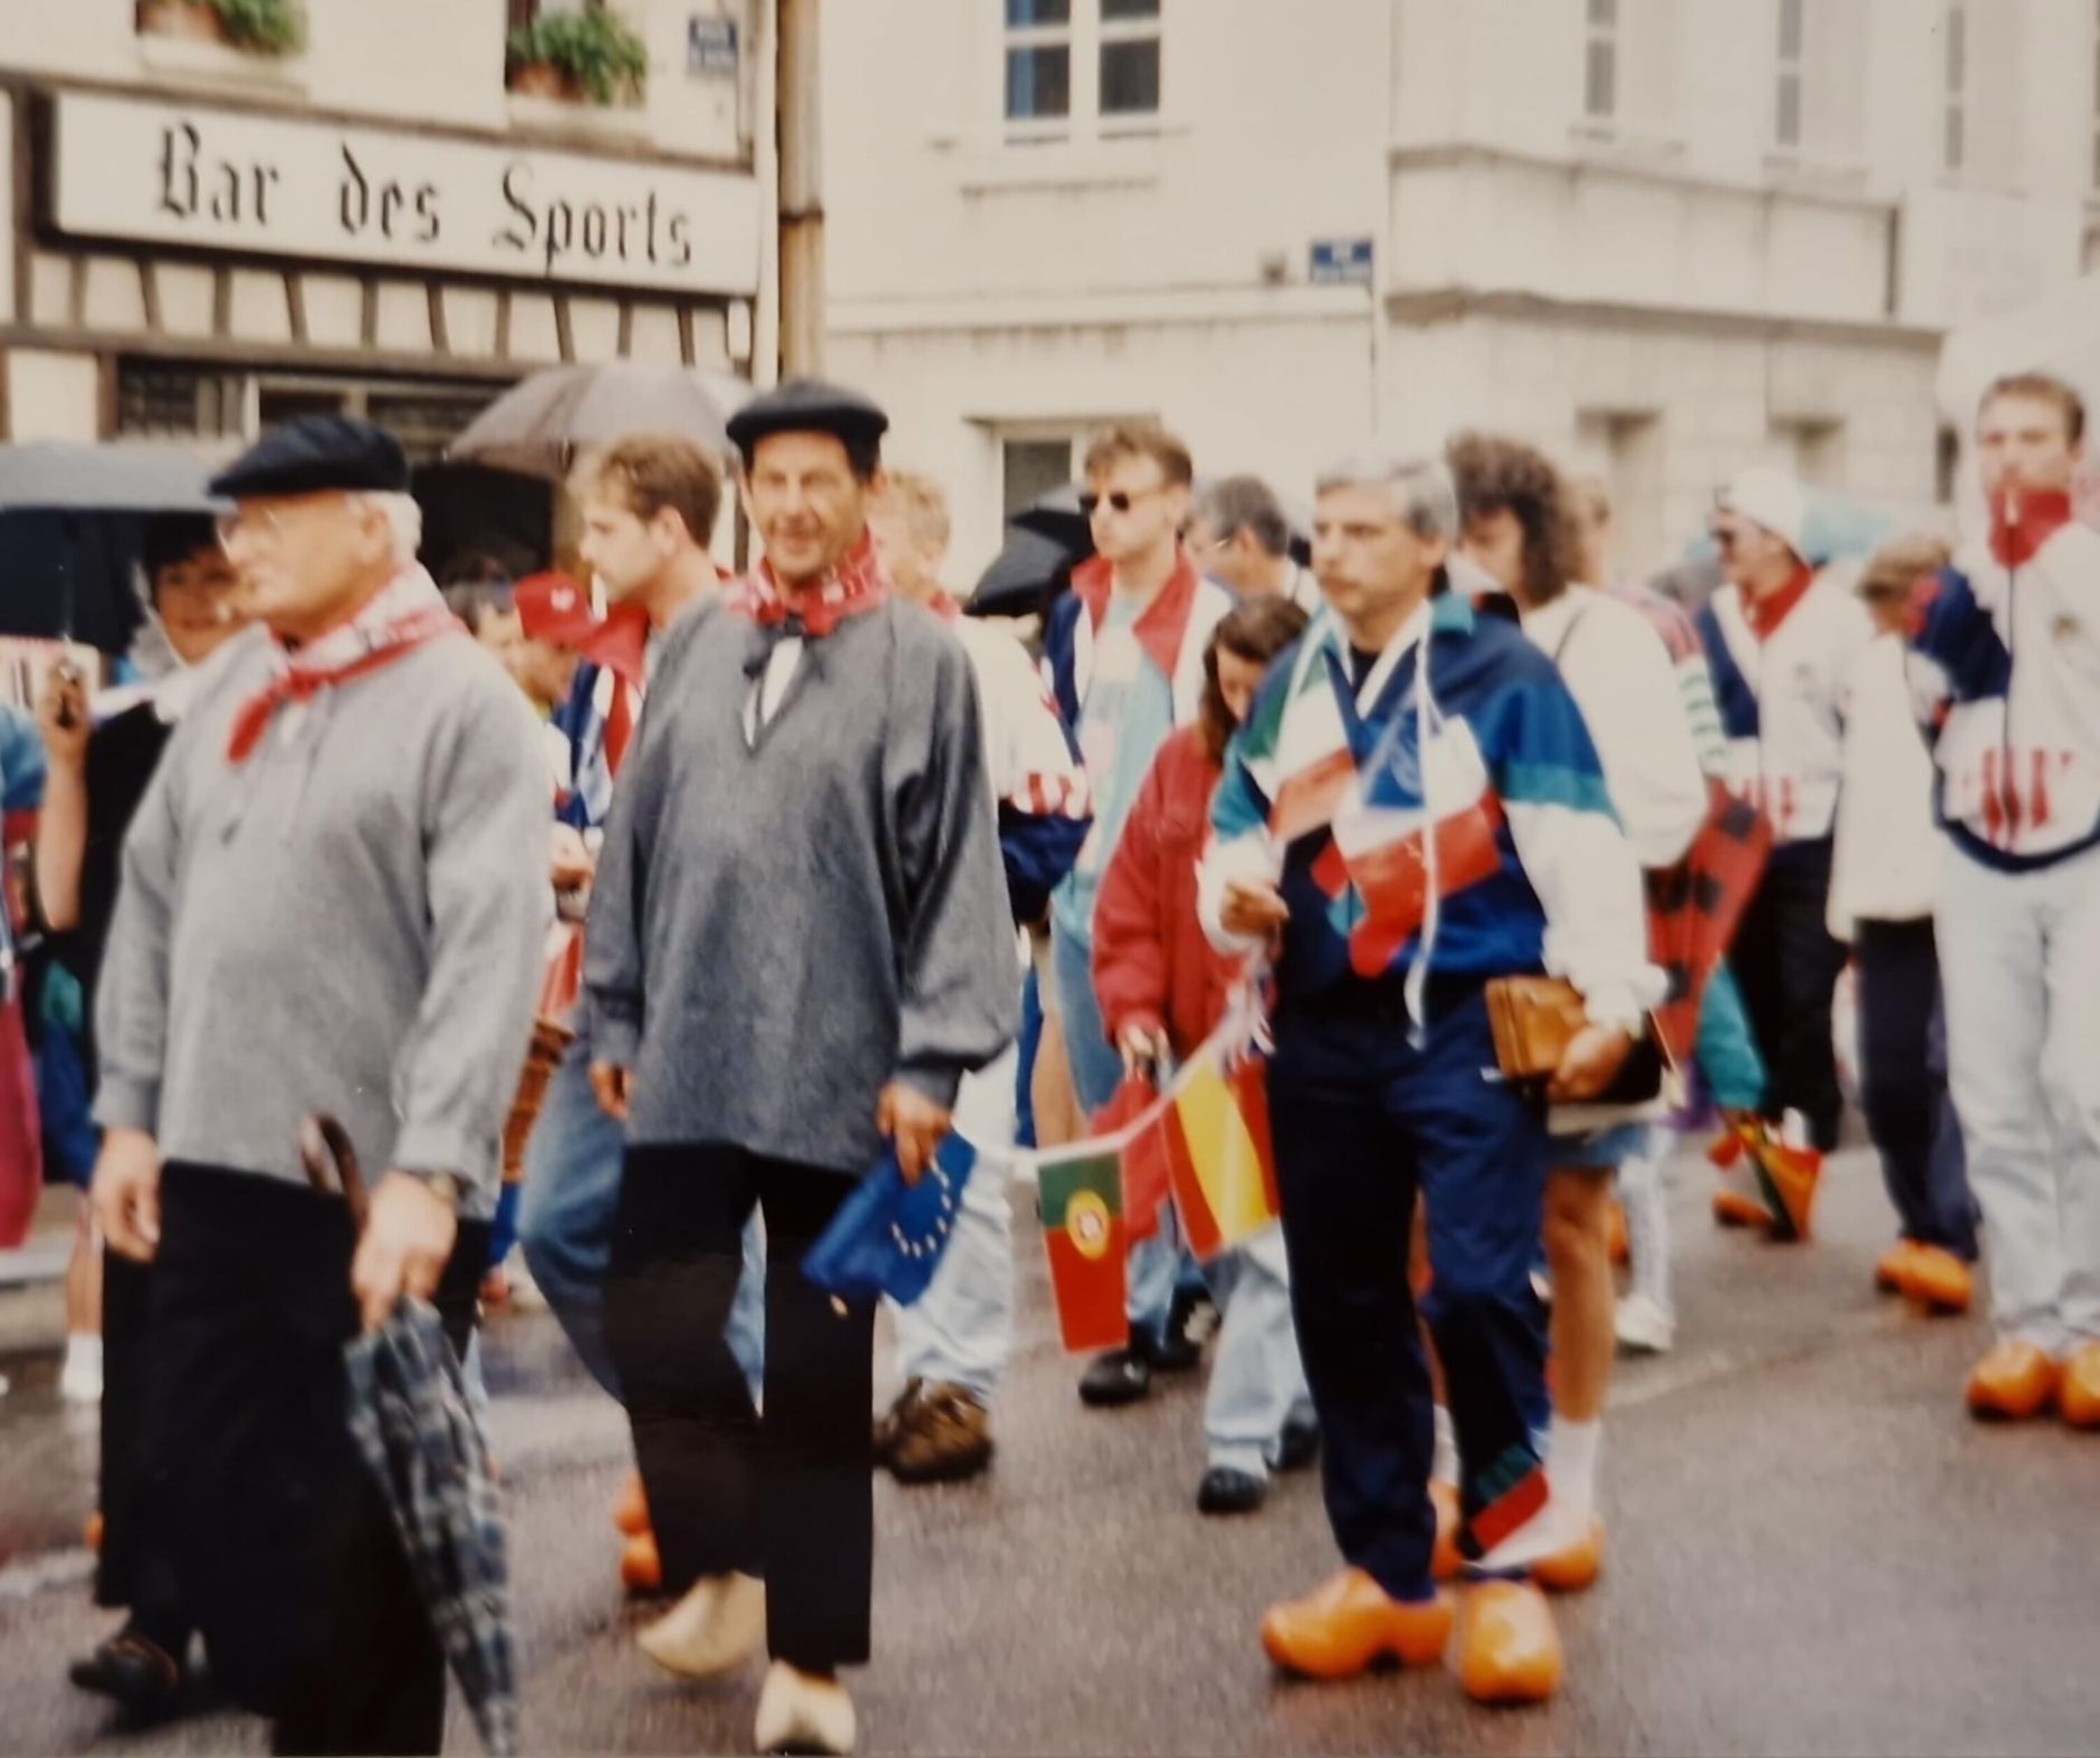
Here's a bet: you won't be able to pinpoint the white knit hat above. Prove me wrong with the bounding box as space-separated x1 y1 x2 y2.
1715 467 1809 558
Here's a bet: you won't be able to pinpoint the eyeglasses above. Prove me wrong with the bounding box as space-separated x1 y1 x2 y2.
215 507 287 554
1079 485 1165 519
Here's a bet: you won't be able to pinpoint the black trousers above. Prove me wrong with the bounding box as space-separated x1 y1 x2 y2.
605 1144 874 1672
1855 919 1979 1258
145 1162 487 1757
95 1251 190 1654
1732 838 1849 1151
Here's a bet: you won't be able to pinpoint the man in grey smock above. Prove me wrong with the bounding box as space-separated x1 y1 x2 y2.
584 379 1016 1757
90 416 549 1755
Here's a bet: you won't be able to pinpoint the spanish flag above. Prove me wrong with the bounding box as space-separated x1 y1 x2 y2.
1156 1046 1280 1262
1038 1148 1128 1352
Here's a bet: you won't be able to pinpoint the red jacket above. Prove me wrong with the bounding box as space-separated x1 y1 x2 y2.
1092 725 1240 1060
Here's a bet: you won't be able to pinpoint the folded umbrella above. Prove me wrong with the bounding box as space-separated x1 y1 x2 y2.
303 1118 521 1757
800 1134 979 1307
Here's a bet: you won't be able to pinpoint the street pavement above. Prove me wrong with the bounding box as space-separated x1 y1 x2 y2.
4 1144 2100 1755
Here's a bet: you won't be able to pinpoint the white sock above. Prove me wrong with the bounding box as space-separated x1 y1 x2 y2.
1547 1416 1601 1518
64 1333 103 1374
1431 1403 1459 1487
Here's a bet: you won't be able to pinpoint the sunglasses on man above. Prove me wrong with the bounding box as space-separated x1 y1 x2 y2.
1079 485 1165 518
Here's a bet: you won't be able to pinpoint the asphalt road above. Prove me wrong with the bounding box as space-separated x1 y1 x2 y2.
3 1145 2099 1756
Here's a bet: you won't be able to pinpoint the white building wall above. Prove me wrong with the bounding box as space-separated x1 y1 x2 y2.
829 0 2096 585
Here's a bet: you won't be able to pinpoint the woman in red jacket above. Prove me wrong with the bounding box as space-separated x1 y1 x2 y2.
1093 596 1311 1514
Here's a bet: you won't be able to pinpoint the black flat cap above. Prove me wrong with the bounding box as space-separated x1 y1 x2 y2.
724 377 889 456
209 415 411 500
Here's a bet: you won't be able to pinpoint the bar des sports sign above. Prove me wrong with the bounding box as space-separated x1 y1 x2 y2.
48 92 760 297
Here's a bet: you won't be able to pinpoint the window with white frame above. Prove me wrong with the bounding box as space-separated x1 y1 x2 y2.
1942 1 1967 173
1002 435 1080 520
2090 0 2100 192
1772 0 1865 162
1776 0 1805 147
1583 0 1618 120
1002 0 1161 143
1576 0 1677 139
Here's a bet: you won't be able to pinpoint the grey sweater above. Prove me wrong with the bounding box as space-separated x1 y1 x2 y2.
584 595 1018 1174
94 625 552 1218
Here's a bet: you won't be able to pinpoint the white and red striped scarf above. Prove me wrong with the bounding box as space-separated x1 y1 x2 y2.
227 567 457 765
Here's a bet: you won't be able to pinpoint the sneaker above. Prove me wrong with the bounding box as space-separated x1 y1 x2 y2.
1196 1465 1267 1515
883 1381 995 1484
1614 1294 1676 1356
1077 1348 1152 1407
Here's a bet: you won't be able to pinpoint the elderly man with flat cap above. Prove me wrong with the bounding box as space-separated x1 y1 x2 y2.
584 377 1016 1756
90 415 550 1755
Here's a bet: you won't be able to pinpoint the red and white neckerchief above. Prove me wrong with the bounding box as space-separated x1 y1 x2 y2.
1740 562 1814 642
582 603 652 779
729 532 893 638
226 568 458 765
1988 488 2075 569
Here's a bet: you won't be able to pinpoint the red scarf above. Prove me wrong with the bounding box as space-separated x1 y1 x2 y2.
227 593 458 765
1741 562 1814 642
1989 488 2075 570
582 603 652 777
731 533 892 638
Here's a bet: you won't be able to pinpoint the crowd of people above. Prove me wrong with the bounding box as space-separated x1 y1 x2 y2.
0 358 2092 1756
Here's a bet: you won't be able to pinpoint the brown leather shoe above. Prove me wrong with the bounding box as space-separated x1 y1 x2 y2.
1455 1582 1564 1704
1966 1342 2059 1421
883 1381 995 1484
1874 1240 1921 1293
612 1470 650 1538
2057 1343 2100 1430
1260 1569 1452 1680
1530 1515 1606 1594
1897 1246 1973 1316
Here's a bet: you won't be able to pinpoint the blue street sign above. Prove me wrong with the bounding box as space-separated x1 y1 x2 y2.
1310 237 1375 286
687 15 739 78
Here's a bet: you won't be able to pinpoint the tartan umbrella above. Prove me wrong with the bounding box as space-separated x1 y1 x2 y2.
303 1118 521 1757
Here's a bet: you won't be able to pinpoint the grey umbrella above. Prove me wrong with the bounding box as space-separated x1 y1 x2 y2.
446 363 750 481
0 442 225 649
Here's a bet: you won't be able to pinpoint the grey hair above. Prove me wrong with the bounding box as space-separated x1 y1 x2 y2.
356 491 424 567
1193 474 1292 558
1313 453 1459 543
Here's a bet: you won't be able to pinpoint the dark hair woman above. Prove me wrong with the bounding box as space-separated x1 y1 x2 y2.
1091 592 1310 1515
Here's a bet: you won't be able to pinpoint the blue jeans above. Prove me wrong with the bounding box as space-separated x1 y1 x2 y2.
520 1035 765 1404
1201 1223 1313 1479
888 1046 1018 1402
1050 922 1178 1347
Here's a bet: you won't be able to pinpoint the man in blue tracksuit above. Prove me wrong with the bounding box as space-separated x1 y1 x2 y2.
1908 371 2100 1427
1199 453 1660 1704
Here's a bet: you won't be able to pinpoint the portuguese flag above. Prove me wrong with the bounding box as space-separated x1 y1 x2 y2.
1156 1046 1280 1261
1038 1148 1128 1353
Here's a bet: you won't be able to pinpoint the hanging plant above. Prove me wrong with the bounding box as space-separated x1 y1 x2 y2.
506 7 650 106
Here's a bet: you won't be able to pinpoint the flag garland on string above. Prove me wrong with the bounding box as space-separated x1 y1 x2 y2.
1021 1018 1281 1354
